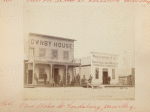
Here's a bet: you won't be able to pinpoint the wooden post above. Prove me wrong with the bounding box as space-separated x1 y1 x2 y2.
51 63 53 86
27 67 28 85
49 64 51 86
72 66 74 81
79 59 81 85
32 56 35 85
50 56 53 86
66 65 68 85
53 67 54 84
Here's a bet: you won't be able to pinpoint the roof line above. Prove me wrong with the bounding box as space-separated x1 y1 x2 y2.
29 33 76 41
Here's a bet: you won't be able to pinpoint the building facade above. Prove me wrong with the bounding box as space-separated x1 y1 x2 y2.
118 68 135 86
74 52 119 85
24 33 80 86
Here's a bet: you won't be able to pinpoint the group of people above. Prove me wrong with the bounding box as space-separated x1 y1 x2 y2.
34 72 111 86
34 73 47 85
58 73 81 86
81 75 93 84
54 73 71 86
103 76 111 84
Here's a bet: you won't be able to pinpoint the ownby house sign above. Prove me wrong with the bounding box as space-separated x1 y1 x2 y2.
29 38 74 49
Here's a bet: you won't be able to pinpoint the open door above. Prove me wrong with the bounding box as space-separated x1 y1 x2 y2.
28 70 33 84
54 68 59 84
103 71 108 84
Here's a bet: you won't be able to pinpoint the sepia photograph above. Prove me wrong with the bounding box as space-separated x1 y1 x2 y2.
23 3 135 100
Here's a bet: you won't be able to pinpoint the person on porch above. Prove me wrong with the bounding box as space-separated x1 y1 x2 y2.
67 73 70 85
44 73 47 85
34 73 38 85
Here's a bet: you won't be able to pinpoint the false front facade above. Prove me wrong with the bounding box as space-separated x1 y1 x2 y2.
24 33 80 86
74 52 119 85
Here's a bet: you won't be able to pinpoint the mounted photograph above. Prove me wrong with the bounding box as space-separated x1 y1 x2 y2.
23 3 135 100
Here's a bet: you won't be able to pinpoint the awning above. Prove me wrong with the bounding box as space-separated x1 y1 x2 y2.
26 61 81 67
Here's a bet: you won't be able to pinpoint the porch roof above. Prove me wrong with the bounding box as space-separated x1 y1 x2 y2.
26 61 81 67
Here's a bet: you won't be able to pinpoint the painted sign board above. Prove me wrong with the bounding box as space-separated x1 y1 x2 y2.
91 52 118 68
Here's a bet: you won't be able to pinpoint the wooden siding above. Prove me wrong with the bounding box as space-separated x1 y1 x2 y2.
28 34 74 63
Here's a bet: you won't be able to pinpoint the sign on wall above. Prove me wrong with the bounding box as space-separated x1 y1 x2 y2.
91 52 118 67
29 37 74 49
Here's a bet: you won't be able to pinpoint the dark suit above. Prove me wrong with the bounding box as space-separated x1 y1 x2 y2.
44 73 47 85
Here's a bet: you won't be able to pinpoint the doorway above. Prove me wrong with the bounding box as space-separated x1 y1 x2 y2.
28 70 33 84
54 68 59 84
103 71 108 84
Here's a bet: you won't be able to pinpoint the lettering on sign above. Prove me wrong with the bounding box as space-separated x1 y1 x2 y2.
30 39 73 49
91 53 118 67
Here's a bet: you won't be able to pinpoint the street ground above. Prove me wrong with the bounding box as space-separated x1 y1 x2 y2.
23 86 135 100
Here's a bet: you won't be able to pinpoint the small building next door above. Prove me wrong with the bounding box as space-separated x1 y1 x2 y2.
103 71 108 84
28 70 33 84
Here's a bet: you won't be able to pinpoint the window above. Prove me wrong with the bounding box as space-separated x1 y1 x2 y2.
64 51 69 60
52 49 58 59
112 69 115 79
39 48 46 58
29 48 34 56
95 68 99 79
39 68 44 79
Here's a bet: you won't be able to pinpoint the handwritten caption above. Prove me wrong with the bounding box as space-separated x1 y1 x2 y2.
3 0 12 2
1 101 136 111
3 0 150 4
25 0 150 4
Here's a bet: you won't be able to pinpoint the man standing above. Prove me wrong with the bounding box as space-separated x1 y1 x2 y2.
89 75 93 85
63 75 66 85
57 74 60 85
67 73 70 85
44 73 47 85
107 76 111 85
34 73 38 85
77 74 80 84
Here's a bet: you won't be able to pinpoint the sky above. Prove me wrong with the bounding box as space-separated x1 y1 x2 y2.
23 3 135 68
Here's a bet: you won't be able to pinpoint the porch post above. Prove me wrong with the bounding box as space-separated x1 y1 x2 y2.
72 66 74 81
79 59 81 85
52 66 54 83
32 62 35 85
27 64 29 85
66 65 68 85
51 63 53 86
49 64 51 86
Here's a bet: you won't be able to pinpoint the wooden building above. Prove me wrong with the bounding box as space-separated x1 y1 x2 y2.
74 52 119 85
24 33 81 86
118 68 135 86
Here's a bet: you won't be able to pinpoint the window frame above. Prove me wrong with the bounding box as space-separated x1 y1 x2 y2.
63 51 69 60
51 49 58 60
39 48 46 58
29 48 34 56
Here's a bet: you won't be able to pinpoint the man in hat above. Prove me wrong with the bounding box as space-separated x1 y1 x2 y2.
44 73 47 85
